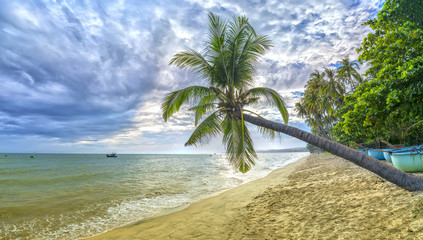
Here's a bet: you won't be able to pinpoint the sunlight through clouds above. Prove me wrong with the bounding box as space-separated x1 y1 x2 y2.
0 0 382 153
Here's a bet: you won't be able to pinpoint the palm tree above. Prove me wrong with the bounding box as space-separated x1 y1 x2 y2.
307 70 325 90
162 13 423 191
163 13 287 173
298 69 338 140
294 102 307 119
323 68 345 106
337 57 362 91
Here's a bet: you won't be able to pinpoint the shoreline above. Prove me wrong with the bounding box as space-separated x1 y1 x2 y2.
87 154 307 240
88 153 423 240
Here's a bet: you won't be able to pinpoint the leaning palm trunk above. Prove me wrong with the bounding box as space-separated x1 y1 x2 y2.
243 114 423 191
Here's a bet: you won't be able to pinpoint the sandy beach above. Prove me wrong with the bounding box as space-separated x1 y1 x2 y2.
88 153 423 240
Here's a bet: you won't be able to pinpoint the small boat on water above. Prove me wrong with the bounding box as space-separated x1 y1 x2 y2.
106 153 117 158
390 146 423 172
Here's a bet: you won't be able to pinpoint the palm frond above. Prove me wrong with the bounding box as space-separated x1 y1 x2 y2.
206 12 231 87
185 111 222 147
222 115 257 173
207 12 227 55
169 49 213 80
189 94 218 125
257 125 279 140
233 34 272 88
162 86 214 121
227 15 254 86
242 87 289 124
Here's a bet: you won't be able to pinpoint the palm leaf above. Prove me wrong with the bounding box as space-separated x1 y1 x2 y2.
227 15 254 86
162 86 213 121
169 49 213 80
206 12 231 87
234 34 272 88
189 94 218 125
242 87 289 124
222 114 257 173
243 109 279 140
185 111 222 146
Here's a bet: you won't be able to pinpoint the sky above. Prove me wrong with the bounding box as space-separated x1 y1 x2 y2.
0 0 383 154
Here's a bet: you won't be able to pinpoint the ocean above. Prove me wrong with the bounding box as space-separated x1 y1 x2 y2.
0 152 308 239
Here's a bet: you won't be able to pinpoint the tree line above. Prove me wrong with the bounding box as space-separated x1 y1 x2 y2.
297 0 423 147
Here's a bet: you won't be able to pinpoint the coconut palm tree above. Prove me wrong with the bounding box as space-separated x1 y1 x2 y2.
162 12 423 191
163 13 286 173
323 68 345 107
337 57 362 91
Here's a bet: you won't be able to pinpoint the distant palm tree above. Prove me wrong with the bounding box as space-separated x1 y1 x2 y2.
337 57 362 91
323 68 345 107
294 102 307 119
162 12 423 191
307 70 326 89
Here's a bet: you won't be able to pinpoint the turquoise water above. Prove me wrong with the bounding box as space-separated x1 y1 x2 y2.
0 152 308 239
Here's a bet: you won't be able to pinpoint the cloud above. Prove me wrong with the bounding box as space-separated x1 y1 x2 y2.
0 0 382 153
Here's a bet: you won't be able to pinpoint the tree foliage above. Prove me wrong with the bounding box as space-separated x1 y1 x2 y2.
295 58 361 141
333 0 423 145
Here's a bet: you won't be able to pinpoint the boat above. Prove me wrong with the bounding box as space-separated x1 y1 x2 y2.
383 151 392 163
367 148 387 160
382 147 412 163
357 148 368 155
390 147 423 172
106 153 117 158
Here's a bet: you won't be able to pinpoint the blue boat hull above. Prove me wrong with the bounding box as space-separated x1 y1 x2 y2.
383 151 392 163
384 147 415 163
367 148 386 160
358 148 368 155
391 152 423 172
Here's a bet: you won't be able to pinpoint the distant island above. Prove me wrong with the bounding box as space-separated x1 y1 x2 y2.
257 147 309 153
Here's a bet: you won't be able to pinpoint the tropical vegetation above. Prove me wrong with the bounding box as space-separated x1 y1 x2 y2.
295 56 364 143
333 0 423 146
297 0 423 147
162 12 423 191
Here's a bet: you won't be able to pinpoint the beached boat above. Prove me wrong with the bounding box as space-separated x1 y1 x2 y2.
367 148 386 160
106 153 117 158
383 151 392 163
357 148 368 155
382 147 413 163
390 147 423 172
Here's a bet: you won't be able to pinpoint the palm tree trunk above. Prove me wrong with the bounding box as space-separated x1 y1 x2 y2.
243 114 423 191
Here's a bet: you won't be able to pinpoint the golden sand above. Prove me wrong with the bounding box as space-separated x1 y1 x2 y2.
88 154 423 240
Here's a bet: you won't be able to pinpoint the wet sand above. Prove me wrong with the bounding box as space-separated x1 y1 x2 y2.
88 153 423 240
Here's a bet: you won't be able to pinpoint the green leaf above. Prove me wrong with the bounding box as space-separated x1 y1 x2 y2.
242 87 289 124
185 111 222 146
161 86 213 121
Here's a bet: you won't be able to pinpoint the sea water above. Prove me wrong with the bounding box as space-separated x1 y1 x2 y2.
0 152 308 239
